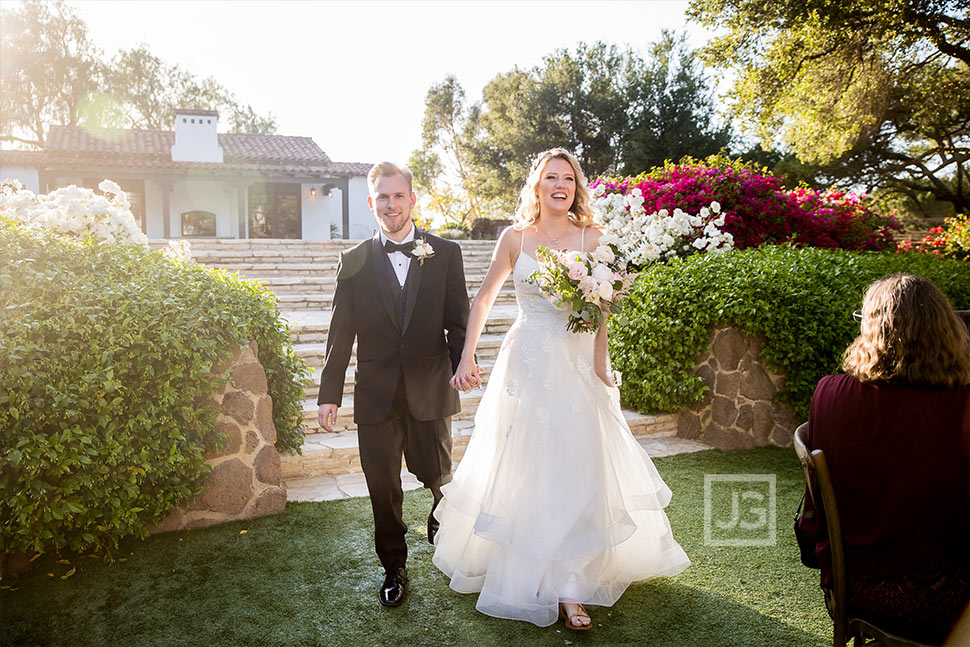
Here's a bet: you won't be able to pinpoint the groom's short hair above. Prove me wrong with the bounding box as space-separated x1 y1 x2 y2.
367 161 413 194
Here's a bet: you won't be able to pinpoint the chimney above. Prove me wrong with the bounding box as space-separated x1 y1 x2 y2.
171 109 223 163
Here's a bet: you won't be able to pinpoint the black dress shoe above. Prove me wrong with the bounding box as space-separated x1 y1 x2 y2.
379 567 407 607
428 514 440 545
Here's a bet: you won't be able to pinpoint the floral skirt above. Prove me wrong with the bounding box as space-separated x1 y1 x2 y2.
849 565 968 644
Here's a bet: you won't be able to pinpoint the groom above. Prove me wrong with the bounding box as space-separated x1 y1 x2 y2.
317 161 469 607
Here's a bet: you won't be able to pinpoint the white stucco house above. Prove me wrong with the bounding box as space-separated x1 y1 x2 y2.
0 109 378 240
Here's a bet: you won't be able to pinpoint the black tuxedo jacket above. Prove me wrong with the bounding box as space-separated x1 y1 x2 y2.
317 230 469 424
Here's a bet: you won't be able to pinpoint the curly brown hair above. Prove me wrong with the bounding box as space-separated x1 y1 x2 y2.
842 274 970 386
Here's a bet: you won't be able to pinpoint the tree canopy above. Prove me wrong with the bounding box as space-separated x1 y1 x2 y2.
688 0 970 214
0 0 276 149
620 32 732 173
408 76 485 227
412 36 731 220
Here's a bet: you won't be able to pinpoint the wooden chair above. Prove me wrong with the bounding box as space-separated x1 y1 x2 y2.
793 423 930 647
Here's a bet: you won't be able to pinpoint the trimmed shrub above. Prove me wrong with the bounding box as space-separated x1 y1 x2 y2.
611 246 970 420
470 218 512 240
593 154 901 251
437 222 470 240
0 219 309 559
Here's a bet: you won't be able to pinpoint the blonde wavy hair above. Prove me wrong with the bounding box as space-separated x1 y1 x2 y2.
512 147 596 230
842 274 970 386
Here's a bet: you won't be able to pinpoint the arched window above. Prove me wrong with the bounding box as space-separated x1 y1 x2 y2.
181 210 216 237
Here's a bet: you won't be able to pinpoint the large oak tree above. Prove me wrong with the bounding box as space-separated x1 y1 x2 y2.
689 0 970 214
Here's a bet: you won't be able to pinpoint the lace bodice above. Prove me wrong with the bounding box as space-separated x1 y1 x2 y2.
512 252 565 325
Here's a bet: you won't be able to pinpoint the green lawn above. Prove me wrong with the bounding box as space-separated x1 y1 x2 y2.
1 447 831 647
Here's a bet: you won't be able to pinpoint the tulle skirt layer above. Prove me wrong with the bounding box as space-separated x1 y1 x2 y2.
432 315 690 626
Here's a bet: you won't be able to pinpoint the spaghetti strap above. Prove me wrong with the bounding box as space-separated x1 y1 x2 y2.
520 228 526 252
581 226 585 250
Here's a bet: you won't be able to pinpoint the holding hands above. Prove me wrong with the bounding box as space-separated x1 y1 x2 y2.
451 357 482 392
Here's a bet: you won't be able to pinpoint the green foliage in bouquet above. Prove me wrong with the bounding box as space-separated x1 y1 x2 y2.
527 242 636 334
611 246 970 419
0 219 309 559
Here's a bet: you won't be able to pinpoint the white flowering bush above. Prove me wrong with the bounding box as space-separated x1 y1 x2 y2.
591 184 734 269
0 179 148 247
162 239 193 263
528 235 638 333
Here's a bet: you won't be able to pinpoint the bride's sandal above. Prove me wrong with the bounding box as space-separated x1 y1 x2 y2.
559 603 592 631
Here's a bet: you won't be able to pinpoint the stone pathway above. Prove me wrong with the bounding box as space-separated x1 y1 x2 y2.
285 435 711 502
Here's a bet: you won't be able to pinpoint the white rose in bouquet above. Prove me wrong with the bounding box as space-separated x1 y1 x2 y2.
593 244 615 264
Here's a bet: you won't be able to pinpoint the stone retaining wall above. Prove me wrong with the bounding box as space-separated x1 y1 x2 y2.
150 340 286 533
677 327 798 450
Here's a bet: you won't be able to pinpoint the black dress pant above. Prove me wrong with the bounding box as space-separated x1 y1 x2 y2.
357 372 452 572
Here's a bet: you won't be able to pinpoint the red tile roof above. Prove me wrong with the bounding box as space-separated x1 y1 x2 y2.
0 150 46 166
329 161 375 176
15 125 371 177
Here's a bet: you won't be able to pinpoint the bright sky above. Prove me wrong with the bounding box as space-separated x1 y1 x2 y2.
59 0 712 166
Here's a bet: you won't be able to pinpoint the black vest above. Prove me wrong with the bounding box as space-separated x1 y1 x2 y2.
383 251 409 330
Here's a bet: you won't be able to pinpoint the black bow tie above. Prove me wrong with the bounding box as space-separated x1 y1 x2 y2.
384 240 414 257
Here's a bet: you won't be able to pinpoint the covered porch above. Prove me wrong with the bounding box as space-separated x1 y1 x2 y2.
38 169 354 241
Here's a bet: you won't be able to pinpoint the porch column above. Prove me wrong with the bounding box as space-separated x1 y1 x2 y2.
327 177 350 240
160 179 173 239
235 181 249 239
341 181 350 240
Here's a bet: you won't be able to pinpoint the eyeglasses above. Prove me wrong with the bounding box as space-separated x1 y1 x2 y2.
852 311 863 322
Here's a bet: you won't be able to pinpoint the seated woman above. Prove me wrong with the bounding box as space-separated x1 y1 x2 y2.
803 274 970 644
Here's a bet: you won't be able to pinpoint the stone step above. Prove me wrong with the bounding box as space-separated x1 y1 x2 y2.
280 412 681 480
283 304 517 345
274 288 516 311
248 271 502 295
182 246 491 275
304 358 497 399
293 333 506 367
300 389 485 434
150 238 357 251
153 238 498 254
206 257 494 275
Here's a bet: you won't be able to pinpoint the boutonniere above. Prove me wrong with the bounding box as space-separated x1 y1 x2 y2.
412 238 435 265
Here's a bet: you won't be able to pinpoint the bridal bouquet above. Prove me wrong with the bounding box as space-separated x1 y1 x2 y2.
591 184 734 269
528 236 638 334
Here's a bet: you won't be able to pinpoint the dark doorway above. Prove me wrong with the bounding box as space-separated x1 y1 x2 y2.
248 183 301 239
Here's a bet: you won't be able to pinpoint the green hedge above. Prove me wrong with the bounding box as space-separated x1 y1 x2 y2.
611 246 970 420
0 220 309 558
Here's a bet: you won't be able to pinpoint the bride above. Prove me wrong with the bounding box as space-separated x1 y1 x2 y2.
431 148 690 630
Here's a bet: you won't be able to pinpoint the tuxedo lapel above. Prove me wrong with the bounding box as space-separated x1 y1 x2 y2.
401 230 426 334
368 234 400 332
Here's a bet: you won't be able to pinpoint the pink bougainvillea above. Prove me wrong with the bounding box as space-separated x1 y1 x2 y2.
897 215 970 260
591 157 901 252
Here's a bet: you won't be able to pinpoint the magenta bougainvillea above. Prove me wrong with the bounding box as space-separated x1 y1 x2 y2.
591 156 901 251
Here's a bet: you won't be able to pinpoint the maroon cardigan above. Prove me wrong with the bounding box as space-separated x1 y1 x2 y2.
805 373 969 586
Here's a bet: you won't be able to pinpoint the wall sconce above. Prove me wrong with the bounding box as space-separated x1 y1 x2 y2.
321 183 337 197
309 187 317 197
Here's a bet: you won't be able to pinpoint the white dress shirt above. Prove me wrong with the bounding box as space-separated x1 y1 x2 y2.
380 225 414 288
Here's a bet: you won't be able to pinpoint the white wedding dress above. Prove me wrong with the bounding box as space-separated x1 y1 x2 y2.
431 243 691 627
